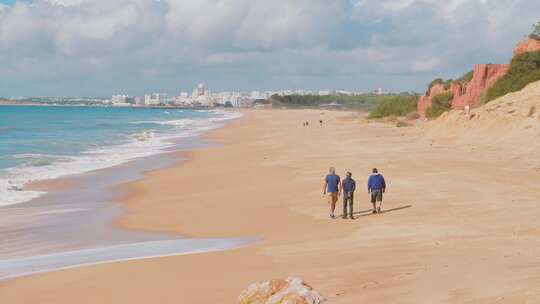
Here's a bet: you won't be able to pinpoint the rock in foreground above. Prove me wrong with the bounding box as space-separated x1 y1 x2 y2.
238 277 326 304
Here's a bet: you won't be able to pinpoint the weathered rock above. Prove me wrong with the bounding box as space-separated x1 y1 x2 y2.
452 64 509 109
238 277 326 304
417 37 540 117
513 37 540 57
418 64 510 116
417 83 447 116
417 64 508 116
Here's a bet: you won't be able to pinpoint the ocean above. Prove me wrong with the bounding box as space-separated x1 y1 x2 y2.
0 106 240 206
0 106 252 280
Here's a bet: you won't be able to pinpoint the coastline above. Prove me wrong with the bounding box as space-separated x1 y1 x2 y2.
0 109 250 280
2 109 540 303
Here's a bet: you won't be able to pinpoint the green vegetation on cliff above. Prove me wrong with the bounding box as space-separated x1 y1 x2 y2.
269 94 416 111
427 78 454 94
426 70 473 95
530 22 540 40
455 70 473 85
368 95 419 118
485 51 540 102
426 92 454 118
428 78 444 91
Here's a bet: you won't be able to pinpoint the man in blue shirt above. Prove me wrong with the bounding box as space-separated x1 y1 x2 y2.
341 172 356 219
323 167 341 219
368 168 386 214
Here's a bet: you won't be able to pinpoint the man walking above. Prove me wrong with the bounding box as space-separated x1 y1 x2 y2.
368 168 386 214
324 167 341 219
341 172 356 219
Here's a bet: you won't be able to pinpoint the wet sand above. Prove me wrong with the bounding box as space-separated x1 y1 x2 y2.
2 109 540 303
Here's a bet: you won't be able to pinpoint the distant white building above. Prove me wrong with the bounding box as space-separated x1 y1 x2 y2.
111 94 131 106
191 83 213 106
318 90 331 96
250 91 262 99
374 88 383 95
144 93 168 106
336 90 352 96
193 83 207 97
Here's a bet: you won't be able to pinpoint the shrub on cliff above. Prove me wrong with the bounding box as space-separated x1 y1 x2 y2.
426 78 454 94
455 70 473 85
426 92 454 118
530 22 540 40
368 95 419 118
486 51 540 102
427 78 444 94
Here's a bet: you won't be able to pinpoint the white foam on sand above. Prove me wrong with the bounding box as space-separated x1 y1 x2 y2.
0 110 242 207
0 238 255 281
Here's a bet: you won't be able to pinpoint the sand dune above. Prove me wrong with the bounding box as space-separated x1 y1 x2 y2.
422 80 540 149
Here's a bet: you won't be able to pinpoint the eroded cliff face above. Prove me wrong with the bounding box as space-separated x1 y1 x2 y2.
455 64 509 108
417 83 447 116
514 37 540 57
417 37 540 117
417 64 509 116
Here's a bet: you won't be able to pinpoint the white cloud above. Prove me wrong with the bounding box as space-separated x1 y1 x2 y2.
381 0 416 12
411 58 442 72
0 0 538 96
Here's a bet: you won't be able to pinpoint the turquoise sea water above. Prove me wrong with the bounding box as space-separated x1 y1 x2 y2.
0 106 240 206
0 105 252 281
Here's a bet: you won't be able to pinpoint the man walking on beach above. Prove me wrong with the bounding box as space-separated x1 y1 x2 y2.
341 172 356 219
368 168 386 214
324 167 341 219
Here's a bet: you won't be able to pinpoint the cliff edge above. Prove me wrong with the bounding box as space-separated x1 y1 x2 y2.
418 38 540 117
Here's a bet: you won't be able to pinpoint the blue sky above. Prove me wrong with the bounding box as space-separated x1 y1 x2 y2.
0 0 539 97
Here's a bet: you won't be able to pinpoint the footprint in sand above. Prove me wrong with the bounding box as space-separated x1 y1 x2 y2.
395 272 414 280
394 267 428 281
361 281 380 289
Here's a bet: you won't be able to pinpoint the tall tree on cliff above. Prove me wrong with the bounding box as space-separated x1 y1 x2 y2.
531 22 540 40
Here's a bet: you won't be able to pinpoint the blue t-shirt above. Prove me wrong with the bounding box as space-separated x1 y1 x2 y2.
325 174 341 193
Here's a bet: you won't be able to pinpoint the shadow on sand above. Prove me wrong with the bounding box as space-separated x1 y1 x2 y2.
338 204 413 219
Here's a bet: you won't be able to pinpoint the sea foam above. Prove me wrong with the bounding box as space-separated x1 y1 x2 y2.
0 237 255 281
0 110 241 207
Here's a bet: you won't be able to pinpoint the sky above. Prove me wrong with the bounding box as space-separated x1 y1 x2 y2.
0 0 539 97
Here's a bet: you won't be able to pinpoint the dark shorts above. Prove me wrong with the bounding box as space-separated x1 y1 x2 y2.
371 190 383 203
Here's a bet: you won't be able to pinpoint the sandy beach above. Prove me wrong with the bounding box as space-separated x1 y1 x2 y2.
2 108 540 303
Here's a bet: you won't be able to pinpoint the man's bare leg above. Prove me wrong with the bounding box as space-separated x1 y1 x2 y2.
331 195 337 218
328 194 336 218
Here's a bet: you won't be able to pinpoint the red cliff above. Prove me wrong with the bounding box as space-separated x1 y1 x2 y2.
417 83 447 116
417 37 540 117
514 38 540 57
452 64 509 109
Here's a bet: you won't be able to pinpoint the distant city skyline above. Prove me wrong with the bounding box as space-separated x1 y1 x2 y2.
0 0 539 97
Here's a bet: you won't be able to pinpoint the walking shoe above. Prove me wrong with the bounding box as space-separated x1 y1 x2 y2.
330 214 335 219
349 215 355 220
